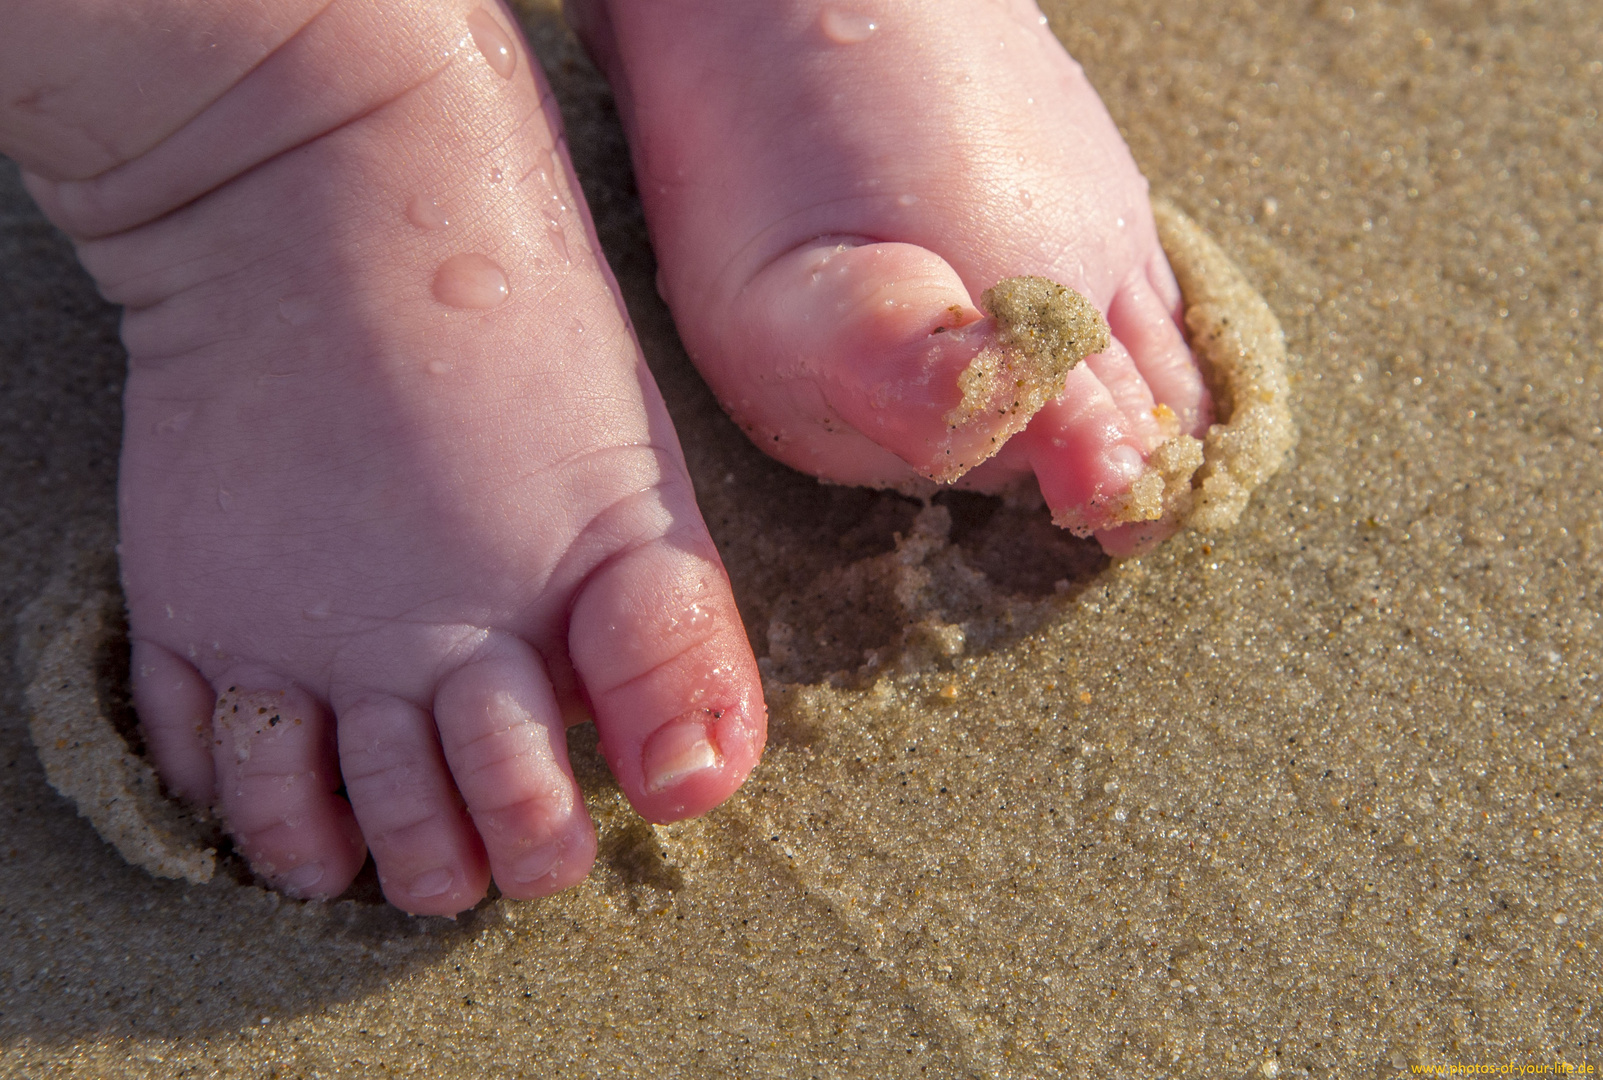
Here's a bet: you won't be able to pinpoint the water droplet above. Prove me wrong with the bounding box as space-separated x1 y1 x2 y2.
572 318 586 335
277 295 315 325
466 7 517 78
427 359 453 375
489 166 504 184
546 221 570 263
303 600 332 621
820 7 878 43
406 194 451 229
217 488 235 511
542 148 568 209
432 253 509 309
1116 216 1126 228
897 193 919 207
1018 189 1033 208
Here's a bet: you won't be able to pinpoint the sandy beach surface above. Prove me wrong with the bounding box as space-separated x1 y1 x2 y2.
2 0 1599 1075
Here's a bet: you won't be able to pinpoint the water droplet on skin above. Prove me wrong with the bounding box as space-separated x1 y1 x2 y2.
820 7 878 43
1116 216 1126 228
1019 189 1033 208
303 601 332 621
897 193 919 207
466 7 517 79
277 295 315 325
432 253 510 309
489 167 504 184
217 489 235 511
427 359 453 375
572 318 586 335
406 194 450 229
542 148 568 209
546 221 570 263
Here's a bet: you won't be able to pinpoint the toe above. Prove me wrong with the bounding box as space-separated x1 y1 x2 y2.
1010 364 1151 536
336 692 490 915
129 640 217 806
210 676 367 899
720 239 1114 487
568 532 765 824
1080 335 1167 449
1108 265 1214 437
432 638 596 899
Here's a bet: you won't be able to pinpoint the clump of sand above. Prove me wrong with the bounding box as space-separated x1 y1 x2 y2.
930 276 1110 482
1150 197 1296 533
17 550 217 884
1043 200 1295 536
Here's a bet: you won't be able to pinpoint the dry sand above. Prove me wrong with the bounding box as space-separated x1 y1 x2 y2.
2 0 1598 1076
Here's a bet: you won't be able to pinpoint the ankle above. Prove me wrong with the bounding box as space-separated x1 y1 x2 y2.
19 0 503 240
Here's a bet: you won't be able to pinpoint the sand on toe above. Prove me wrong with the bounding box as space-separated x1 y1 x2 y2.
1 0 1599 1076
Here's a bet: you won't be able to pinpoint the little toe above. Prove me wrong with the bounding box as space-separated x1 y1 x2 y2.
432 639 595 899
1108 268 1214 438
568 534 765 824
336 692 489 915
210 677 366 899
129 640 217 806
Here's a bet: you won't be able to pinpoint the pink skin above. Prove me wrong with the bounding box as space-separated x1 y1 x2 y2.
568 0 1212 552
3 0 762 913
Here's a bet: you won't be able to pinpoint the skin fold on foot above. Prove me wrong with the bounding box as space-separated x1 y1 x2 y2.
1 0 765 914
568 0 1215 554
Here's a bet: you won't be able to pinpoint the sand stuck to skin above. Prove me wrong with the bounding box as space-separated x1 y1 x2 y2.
932 276 1110 482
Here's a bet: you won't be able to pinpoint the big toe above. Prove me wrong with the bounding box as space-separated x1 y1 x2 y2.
568 529 765 823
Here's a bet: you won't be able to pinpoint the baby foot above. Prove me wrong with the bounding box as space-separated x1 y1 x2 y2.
10 0 763 912
568 0 1213 553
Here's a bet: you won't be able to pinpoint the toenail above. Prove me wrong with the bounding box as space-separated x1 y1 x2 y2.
643 719 722 794
282 862 325 894
511 844 563 884
408 868 455 899
1106 443 1146 482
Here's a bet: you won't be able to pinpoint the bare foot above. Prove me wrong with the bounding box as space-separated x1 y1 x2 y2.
569 0 1213 553
2 0 764 913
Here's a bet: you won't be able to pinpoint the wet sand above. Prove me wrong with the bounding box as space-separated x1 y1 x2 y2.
2 0 1598 1075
